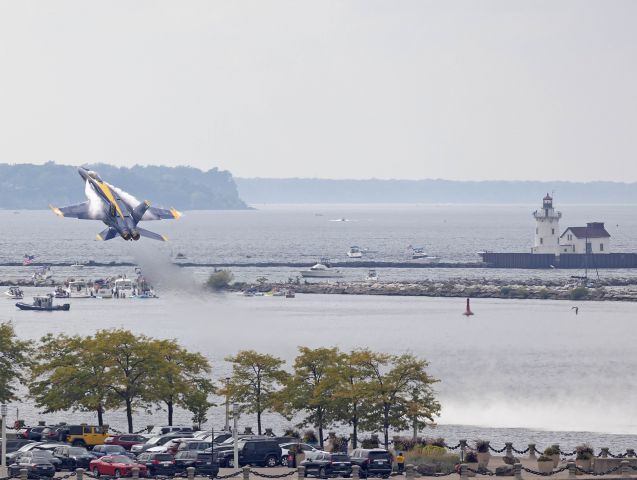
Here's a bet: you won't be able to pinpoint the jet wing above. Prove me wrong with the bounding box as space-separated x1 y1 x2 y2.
49 202 104 220
143 206 182 220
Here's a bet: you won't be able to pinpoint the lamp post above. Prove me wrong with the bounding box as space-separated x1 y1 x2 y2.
1 403 8 471
232 403 239 469
224 377 230 432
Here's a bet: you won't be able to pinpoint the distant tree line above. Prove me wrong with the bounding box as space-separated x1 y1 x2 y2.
0 323 440 446
0 161 248 210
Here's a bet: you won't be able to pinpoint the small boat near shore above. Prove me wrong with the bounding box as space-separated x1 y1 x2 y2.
365 269 378 282
300 262 343 278
411 247 439 262
347 246 363 258
16 295 70 311
4 286 24 299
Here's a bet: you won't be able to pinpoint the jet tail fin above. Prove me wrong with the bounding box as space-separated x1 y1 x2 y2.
96 227 119 241
132 200 151 222
137 227 168 242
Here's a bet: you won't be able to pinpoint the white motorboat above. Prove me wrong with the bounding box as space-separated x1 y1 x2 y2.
32 266 52 285
4 286 24 299
365 269 378 282
93 284 113 299
300 263 343 278
347 246 363 258
411 247 440 262
66 280 91 298
71 261 84 269
113 278 134 298
53 286 70 298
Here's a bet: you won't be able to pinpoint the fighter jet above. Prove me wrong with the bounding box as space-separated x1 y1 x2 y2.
49 167 181 241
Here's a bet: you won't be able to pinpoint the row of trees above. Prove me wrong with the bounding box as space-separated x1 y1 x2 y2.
0 324 440 447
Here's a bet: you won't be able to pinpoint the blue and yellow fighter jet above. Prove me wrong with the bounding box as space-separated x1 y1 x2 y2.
49 167 181 241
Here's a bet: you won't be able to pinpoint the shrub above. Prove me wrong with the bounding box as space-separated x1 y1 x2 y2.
544 447 559 456
538 288 550 299
361 435 380 449
331 436 349 453
538 455 553 462
404 448 459 473
421 445 447 457
284 428 301 438
426 437 446 448
207 270 234 290
570 286 589 300
393 436 425 451
576 445 594 460
303 430 318 444
464 451 478 463
474 440 489 453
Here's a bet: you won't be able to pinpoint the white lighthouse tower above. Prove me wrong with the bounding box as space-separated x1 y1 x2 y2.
532 194 561 254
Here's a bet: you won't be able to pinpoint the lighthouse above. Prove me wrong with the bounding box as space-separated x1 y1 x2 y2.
532 194 561 254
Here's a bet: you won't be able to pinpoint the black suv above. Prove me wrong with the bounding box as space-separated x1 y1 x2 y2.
52 445 94 469
350 449 392 478
215 439 282 468
136 452 177 476
195 452 220 476
301 453 352 478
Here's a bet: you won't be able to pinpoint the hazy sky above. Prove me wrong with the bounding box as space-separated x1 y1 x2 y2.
1 1 636 181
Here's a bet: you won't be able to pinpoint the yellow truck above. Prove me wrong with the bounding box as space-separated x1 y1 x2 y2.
65 424 109 447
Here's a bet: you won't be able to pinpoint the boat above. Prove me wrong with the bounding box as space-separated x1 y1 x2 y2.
285 290 295 298
53 286 70 298
71 261 84 269
93 284 113 299
4 287 24 299
113 278 134 298
66 280 91 298
300 263 343 278
16 295 70 311
411 247 439 262
132 289 158 299
32 265 52 285
365 269 378 282
347 246 363 258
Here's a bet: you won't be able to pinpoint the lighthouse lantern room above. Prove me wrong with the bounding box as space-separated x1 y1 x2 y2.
532 194 562 254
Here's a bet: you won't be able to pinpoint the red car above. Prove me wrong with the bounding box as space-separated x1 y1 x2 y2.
89 455 147 478
105 434 149 451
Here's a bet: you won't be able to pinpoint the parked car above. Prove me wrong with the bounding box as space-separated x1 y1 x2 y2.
1 438 34 454
215 439 282 468
131 433 193 455
26 426 48 441
16 428 32 439
92 444 136 459
301 453 352 478
280 443 326 466
135 452 176 476
349 449 392 478
66 424 109 447
5 442 44 464
89 455 147 478
8 451 56 478
147 425 194 436
176 439 213 453
13 447 64 471
194 452 220 477
174 450 199 473
41 426 70 442
52 445 94 469
104 434 149 450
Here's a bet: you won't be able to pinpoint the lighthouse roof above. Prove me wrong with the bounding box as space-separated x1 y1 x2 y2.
543 193 552 200
561 222 610 239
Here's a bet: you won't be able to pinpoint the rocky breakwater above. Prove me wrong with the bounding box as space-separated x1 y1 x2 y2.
235 278 637 302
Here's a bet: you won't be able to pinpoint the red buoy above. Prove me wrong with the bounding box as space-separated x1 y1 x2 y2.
463 298 474 316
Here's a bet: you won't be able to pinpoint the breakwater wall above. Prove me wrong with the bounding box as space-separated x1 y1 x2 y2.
481 252 637 269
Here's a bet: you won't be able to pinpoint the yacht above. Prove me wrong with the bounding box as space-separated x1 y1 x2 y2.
113 278 134 298
300 263 343 278
53 286 70 298
347 246 363 258
4 287 24 299
66 280 91 298
411 247 440 262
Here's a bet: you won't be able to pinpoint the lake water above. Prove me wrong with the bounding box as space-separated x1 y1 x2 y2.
1 205 637 450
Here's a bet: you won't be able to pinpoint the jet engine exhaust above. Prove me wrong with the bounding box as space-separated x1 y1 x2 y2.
131 230 140 240
121 230 131 240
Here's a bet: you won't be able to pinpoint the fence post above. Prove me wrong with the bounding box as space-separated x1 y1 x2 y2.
600 448 609 458
187 467 196 480
528 444 536 460
298 465 307 480
243 466 251 480
627 449 636 458
20 468 28 480
76 468 84 480
621 460 630 478
350 465 361 480
567 461 576 479
505 443 513 458
131 467 140 479
460 439 468 461
552 445 560 456
405 464 415 480
513 462 522 480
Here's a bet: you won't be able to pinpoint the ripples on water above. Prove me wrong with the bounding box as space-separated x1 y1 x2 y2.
0 206 636 448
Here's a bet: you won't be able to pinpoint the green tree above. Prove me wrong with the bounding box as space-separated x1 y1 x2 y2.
278 347 340 448
182 388 214 429
92 329 159 432
29 334 115 426
358 351 440 449
0 322 32 403
225 350 286 435
330 350 372 449
149 339 213 426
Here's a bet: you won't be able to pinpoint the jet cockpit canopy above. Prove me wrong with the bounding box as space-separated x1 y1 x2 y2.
87 171 103 182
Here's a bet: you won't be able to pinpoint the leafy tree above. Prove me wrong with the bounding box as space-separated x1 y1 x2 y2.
330 350 372 449
182 388 214 429
0 322 32 402
277 347 340 448
92 329 159 432
225 350 286 435
358 351 440 449
149 339 213 425
29 334 115 426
